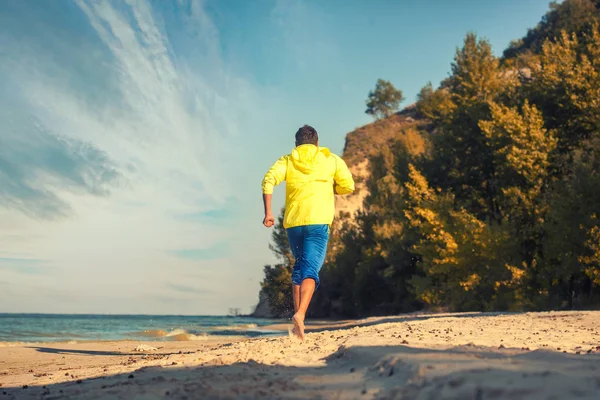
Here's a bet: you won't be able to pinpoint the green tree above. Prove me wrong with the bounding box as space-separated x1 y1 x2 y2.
542 136 600 308
365 79 405 120
528 26 600 152
404 164 517 311
580 220 600 287
268 208 294 267
351 145 416 315
479 101 556 227
416 82 455 123
503 0 600 59
257 209 294 317
259 263 293 317
449 33 506 109
427 33 513 221
478 102 556 304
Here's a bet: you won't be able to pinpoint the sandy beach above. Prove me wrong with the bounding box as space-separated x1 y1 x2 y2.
1 311 600 399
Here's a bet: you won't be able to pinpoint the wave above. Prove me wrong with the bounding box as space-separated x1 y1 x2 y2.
166 332 208 341
129 328 212 341
135 329 170 338
129 324 265 341
209 323 258 331
164 329 211 341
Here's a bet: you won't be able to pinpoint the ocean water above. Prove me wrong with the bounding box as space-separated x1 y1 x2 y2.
0 314 284 343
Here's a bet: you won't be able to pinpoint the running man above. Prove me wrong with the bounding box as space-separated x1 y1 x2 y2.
261 125 355 340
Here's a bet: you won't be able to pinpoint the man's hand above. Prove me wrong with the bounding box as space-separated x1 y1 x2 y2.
262 193 275 228
263 212 275 228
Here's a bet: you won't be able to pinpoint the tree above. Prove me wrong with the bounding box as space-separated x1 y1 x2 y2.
449 33 506 109
268 208 294 267
503 0 600 59
580 221 600 287
528 26 600 152
427 33 511 221
257 209 294 317
478 101 556 303
416 82 455 123
365 79 404 120
543 136 600 308
404 164 516 311
479 101 556 221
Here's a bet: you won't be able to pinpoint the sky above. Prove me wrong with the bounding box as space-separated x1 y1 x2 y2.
0 0 554 315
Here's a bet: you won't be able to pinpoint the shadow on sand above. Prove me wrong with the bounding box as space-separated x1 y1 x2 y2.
27 347 186 357
27 347 139 357
5 342 600 399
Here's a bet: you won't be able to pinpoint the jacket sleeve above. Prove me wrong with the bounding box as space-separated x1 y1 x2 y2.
262 156 288 194
333 155 355 195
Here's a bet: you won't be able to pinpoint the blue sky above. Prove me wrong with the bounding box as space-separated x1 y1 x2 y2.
0 0 553 315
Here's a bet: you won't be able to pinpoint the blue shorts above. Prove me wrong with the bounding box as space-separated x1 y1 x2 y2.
287 224 330 288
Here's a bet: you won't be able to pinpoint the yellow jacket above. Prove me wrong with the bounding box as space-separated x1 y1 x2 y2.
262 144 355 229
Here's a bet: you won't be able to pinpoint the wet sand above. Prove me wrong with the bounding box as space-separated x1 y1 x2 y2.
1 311 599 399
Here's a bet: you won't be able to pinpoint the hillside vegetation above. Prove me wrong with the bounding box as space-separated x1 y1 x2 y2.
255 0 600 318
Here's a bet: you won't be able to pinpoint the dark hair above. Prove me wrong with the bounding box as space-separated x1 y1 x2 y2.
295 125 318 146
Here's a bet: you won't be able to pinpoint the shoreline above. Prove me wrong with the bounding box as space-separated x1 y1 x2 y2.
0 311 503 346
1 311 600 399
0 336 248 347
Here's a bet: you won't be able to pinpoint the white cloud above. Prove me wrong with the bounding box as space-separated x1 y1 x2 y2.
0 0 278 314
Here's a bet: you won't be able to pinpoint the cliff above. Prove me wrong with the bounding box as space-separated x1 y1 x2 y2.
335 104 429 221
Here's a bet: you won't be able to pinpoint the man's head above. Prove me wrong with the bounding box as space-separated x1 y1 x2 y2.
295 125 318 147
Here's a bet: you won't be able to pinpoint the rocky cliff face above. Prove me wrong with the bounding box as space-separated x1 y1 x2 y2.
335 104 427 221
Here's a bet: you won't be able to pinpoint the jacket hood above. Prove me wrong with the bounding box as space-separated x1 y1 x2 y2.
290 144 331 174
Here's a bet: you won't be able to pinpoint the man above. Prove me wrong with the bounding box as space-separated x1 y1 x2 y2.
261 125 355 340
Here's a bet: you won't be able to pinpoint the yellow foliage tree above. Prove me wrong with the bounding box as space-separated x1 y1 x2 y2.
531 26 600 150
404 164 516 310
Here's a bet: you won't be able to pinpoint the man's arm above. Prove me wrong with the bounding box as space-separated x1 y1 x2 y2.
262 193 274 227
261 156 287 227
333 155 355 195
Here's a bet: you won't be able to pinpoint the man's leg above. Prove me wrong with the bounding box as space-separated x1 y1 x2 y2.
297 279 315 315
291 278 316 340
287 226 304 337
292 225 329 340
293 284 301 313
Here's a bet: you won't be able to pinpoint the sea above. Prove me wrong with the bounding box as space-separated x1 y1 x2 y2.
0 314 284 344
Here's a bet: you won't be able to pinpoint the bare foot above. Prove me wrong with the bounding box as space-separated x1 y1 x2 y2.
292 313 305 341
